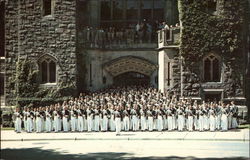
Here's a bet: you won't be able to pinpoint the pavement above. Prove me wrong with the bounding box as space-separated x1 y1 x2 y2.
1 129 249 142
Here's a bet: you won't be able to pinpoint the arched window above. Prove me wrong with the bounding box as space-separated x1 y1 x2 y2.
39 56 56 84
203 54 220 82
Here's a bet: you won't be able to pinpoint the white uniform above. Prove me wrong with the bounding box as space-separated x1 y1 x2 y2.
166 109 173 131
156 109 163 131
45 110 52 132
70 110 77 131
93 109 100 131
140 109 147 131
102 109 108 131
131 109 138 131
177 108 185 131
14 112 22 133
53 110 60 132
77 109 84 132
209 109 216 131
62 110 69 132
114 110 121 135
123 110 130 131
186 109 194 131
26 111 33 133
35 111 42 133
86 109 93 132
147 110 154 131
221 109 228 131
109 109 115 131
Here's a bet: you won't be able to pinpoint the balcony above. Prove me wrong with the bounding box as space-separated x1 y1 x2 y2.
157 27 180 49
78 28 157 50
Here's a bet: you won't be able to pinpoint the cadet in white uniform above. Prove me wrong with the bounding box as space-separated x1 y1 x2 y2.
140 107 147 131
14 108 22 133
26 108 33 133
45 108 52 132
123 107 130 131
62 107 69 132
102 107 109 131
147 106 154 131
86 106 93 132
114 107 121 135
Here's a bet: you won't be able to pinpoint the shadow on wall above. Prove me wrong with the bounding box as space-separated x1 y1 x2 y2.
1 148 248 160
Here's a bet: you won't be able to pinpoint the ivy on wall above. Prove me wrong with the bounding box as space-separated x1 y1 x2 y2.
179 0 245 61
13 58 76 107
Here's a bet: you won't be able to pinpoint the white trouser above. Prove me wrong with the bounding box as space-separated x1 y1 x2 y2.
109 116 115 131
221 114 228 131
26 117 33 132
63 117 69 132
115 117 121 135
45 117 52 132
15 118 22 133
157 116 163 131
178 115 184 131
215 115 221 130
148 117 153 131
123 116 130 131
87 116 92 131
71 117 77 131
54 116 60 132
141 116 146 131
198 116 204 131
24 119 27 132
77 116 84 132
232 117 238 129
228 115 232 129
210 116 216 131
94 116 100 131
36 117 42 132
188 116 193 131
167 116 173 130
102 116 108 131
132 115 137 131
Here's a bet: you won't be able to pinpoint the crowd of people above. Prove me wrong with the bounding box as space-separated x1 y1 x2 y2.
13 86 239 135
79 20 180 49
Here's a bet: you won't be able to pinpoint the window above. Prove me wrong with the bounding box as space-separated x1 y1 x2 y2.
43 0 52 16
100 0 164 28
203 54 220 82
39 56 56 83
101 0 111 20
206 0 217 15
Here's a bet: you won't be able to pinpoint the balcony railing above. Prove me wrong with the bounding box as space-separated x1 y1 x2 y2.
158 27 180 48
78 28 157 49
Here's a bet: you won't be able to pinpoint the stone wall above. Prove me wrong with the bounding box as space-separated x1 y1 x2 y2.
5 0 77 105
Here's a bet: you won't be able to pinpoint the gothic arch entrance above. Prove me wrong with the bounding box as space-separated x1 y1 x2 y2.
114 72 150 86
103 56 157 86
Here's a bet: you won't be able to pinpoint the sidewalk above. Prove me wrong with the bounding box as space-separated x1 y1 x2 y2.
1 129 249 142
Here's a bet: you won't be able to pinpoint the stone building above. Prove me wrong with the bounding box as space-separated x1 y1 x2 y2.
0 0 249 109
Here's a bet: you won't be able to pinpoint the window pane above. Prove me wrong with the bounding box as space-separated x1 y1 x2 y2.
212 58 220 82
141 0 153 21
204 58 211 81
101 0 111 20
49 61 56 83
113 0 123 20
41 61 48 83
44 0 51 16
126 0 138 20
153 0 164 21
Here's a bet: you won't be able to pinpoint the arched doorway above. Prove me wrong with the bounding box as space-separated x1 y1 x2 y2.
114 72 150 86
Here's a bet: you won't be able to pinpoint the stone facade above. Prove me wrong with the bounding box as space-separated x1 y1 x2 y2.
4 0 77 105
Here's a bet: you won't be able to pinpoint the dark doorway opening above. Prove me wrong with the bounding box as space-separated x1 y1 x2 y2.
114 72 150 86
204 92 222 102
